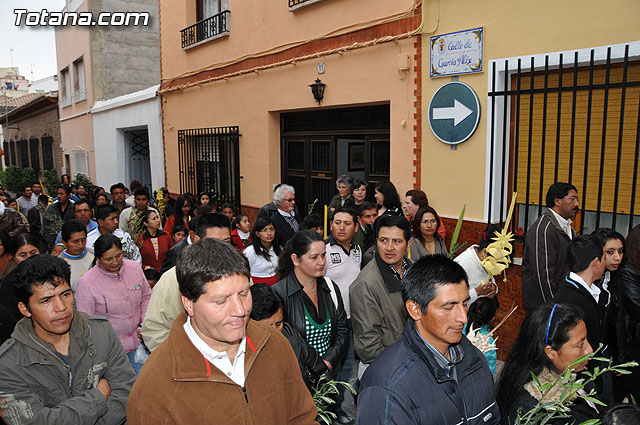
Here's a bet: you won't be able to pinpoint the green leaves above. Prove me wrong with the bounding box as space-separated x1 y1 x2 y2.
42 169 61 195
72 173 93 190
516 347 638 425
0 166 37 194
448 204 466 258
312 374 356 425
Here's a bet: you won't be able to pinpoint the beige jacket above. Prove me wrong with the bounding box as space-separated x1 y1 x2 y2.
141 267 183 351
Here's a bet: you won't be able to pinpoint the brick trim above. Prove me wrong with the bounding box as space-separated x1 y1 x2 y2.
412 26 422 188
161 12 422 92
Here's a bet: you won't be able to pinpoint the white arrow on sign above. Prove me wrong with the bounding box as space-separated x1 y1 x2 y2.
432 99 472 126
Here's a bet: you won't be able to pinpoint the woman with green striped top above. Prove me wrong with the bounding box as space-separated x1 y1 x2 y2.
273 230 349 378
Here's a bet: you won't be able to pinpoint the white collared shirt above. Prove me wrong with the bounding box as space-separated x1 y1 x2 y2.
183 317 246 386
569 272 600 303
277 208 295 218
601 271 611 307
550 209 573 240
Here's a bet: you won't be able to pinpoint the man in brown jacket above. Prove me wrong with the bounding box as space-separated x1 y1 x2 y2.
127 238 318 425
0 202 27 237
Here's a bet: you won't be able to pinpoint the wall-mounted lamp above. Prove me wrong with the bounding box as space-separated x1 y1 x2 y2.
309 78 325 104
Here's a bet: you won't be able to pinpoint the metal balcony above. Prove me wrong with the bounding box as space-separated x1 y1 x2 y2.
288 0 328 11
181 10 230 49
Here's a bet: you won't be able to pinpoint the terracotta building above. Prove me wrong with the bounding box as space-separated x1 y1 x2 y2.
158 0 422 216
158 0 640 355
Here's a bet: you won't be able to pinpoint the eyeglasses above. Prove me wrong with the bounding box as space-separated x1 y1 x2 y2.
283 198 295 202
258 227 276 233
564 196 580 203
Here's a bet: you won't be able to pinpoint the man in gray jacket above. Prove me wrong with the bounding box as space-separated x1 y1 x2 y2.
350 215 411 378
0 255 136 425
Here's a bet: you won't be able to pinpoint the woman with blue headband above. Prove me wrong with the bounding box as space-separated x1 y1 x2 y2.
495 303 600 424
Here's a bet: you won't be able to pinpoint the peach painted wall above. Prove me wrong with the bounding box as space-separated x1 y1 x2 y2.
59 113 96 180
55 0 96 180
161 38 416 207
420 0 640 221
160 0 417 81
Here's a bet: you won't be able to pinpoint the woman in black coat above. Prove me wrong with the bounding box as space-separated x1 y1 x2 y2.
272 230 348 378
617 224 640 402
249 283 327 390
495 303 601 424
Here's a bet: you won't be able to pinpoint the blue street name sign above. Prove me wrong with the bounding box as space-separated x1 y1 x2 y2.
428 81 481 145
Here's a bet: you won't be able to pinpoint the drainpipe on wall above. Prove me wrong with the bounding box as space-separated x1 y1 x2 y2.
422 0 440 35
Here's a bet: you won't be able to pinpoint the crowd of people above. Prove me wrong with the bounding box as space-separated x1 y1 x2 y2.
0 174 639 425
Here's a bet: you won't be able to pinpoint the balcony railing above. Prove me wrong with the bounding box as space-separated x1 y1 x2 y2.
181 10 230 49
60 93 72 107
288 0 328 10
72 88 86 103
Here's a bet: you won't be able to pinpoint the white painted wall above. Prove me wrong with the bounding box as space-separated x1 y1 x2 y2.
92 86 164 190
28 76 59 93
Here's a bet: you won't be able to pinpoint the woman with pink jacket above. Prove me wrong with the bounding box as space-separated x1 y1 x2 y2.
76 234 151 374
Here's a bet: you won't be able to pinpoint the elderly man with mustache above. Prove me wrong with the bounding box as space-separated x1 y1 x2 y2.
522 182 581 314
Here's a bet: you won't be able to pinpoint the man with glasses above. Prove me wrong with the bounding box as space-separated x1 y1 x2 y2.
270 184 301 245
522 182 580 314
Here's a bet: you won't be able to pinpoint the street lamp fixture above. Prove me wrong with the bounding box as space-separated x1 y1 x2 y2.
309 78 325 104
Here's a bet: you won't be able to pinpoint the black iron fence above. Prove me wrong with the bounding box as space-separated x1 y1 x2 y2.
181 10 230 49
487 44 640 236
177 126 241 210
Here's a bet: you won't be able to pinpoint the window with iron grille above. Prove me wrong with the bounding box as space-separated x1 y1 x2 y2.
9 141 16 166
41 135 55 170
72 147 89 177
72 57 86 103
29 137 40 171
486 44 640 236
60 67 71 107
3 142 10 166
18 139 29 168
177 126 240 210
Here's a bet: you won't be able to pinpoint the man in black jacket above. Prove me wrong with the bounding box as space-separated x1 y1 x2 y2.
554 234 610 403
270 184 301 245
522 182 580 314
554 235 606 354
357 255 499 425
42 185 75 249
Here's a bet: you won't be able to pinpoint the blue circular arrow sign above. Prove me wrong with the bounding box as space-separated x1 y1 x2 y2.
428 81 481 145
